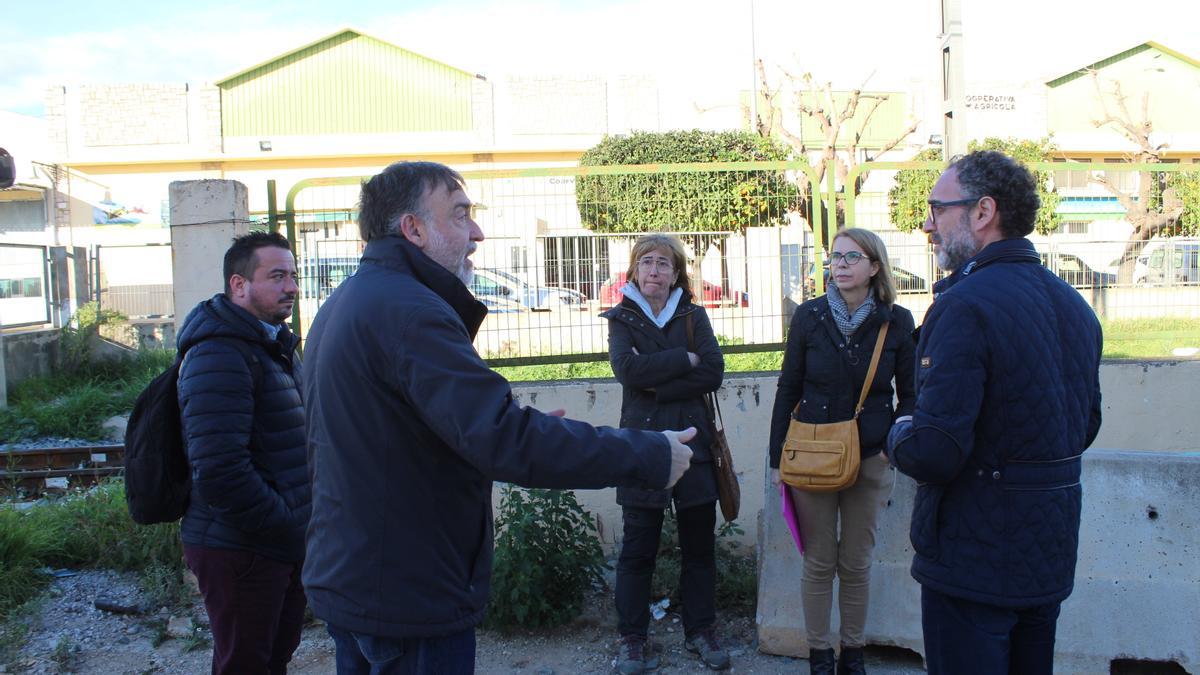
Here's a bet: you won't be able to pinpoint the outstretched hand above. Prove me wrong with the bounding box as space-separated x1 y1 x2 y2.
660 427 696 488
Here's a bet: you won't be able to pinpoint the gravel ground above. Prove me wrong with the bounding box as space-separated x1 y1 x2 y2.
6 570 929 675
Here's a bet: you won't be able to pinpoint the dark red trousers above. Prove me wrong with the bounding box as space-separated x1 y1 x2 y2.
183 544 307 675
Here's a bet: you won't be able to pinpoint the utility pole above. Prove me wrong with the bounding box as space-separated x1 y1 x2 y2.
939 0 967 157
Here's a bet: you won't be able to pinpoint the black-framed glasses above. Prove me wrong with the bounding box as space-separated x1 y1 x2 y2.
928 197 981 221
827 251 870 266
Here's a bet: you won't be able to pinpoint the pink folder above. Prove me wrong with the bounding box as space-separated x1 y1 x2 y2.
780 483 804 555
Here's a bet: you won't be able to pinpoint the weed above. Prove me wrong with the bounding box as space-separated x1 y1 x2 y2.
143 617 169 648
50 635 77 672
180 623 211 653
138 561 191 612
0 508 59 619
485 486 607 630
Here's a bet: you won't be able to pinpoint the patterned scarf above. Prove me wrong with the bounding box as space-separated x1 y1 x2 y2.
827 285 876 339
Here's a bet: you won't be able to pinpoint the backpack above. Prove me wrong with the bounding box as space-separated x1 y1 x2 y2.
124 339 260 525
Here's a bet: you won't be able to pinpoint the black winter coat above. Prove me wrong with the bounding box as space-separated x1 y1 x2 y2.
768 296 916 469
176 294 310 563
889 238 1103 608
601 295 725 510
302 236 673 640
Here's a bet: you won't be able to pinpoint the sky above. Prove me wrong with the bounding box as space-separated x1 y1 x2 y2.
2 0 1198 118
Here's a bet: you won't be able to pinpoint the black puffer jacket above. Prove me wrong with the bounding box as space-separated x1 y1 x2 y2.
601 294 725 510
768 296 916 468
176 294 309 563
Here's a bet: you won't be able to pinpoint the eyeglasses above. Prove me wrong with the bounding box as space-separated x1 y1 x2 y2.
827 251 870 266
636 257 674 272
928 197 981 221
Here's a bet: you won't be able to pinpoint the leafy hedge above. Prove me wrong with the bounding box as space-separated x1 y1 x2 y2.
576 130 801 233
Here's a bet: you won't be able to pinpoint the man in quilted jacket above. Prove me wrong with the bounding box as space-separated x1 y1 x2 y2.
177 232 310 675
887 150 1103 674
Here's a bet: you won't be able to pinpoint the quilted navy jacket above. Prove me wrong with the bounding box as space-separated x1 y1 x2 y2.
889 238 1103 608
176 294 310 563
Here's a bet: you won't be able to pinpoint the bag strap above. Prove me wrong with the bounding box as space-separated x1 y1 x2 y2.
789 321 889 419
854 322 889 418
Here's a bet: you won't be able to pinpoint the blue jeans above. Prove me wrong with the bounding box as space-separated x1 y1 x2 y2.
326 624 476 675
921 586 1061 675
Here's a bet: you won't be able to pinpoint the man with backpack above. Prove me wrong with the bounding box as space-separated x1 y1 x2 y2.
175 232 310 675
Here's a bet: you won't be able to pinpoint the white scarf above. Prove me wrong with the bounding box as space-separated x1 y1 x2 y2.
620 281 683 329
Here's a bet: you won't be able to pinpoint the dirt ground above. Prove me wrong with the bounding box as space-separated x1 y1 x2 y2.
8 569 931 674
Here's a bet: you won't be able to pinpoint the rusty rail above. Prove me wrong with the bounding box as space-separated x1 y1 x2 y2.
1 445 125 497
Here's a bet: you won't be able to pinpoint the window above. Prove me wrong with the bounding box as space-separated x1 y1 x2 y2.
1060 220 1090 235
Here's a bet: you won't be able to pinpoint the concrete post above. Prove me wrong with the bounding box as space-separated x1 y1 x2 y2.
169 180 248 337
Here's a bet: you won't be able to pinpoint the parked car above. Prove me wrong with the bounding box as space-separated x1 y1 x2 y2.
1039 253 1116 288
470 268 586 311
1143 243 1200 286
598 271 744 309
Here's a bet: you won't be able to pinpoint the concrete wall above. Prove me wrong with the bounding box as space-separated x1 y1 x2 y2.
509 359 1200 547
2 328 60 390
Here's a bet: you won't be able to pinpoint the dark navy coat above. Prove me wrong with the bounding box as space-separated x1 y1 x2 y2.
768 296 916 468
889 237 1103 608
301 236 673 639
176 294 310 563
601 295 725 510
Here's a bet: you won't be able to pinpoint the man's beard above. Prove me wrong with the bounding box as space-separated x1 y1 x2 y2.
935 213 979 271
426 227 475 286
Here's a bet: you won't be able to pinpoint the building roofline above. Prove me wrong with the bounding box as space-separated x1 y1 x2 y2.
1045 41 1200 87
214 27 485 86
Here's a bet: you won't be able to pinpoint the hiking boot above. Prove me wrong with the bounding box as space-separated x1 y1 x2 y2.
684 627 731 670
809 647 837 675
615 635 659 674
837 645 866 675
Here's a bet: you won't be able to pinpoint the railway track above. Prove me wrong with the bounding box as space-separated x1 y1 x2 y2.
1 445 125 497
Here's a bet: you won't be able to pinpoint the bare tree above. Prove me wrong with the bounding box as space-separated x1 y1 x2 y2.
1089 70 1186 282
754 59 919 199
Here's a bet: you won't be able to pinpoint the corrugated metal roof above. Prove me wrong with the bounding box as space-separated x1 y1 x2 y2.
218 28 477 136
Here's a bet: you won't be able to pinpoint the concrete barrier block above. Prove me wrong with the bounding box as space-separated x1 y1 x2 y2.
756 450 1199 673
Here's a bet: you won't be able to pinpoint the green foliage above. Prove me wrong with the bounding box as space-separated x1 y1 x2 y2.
0 348 175 442
576 130 801 233
60 301 128 373
886 148 943 233
0 508 57 620
485 486 607 630
1168 171 1200 236
24 481 183 573
649 510 758 616
887 138 1061 235
1100 318 1200 360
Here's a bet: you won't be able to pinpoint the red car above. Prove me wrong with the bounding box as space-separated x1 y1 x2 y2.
598 272 743 309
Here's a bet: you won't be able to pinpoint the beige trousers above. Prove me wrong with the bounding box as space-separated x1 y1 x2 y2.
788 453 894 650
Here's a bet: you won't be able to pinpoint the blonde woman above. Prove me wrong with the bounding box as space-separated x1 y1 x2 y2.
767 228 916 675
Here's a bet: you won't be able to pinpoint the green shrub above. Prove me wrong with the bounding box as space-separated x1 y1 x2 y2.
485 486 607 630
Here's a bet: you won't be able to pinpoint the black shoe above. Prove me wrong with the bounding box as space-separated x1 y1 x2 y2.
809 647 836 675
615 635 660 674
837 645 866 675
684 626 731 671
